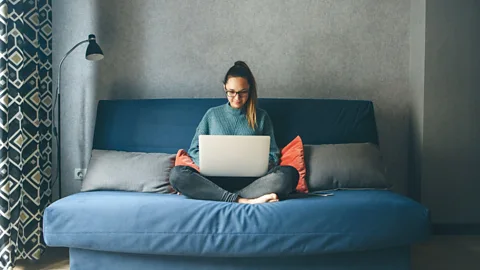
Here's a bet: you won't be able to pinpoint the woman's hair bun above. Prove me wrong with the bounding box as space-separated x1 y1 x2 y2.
234 61 247 67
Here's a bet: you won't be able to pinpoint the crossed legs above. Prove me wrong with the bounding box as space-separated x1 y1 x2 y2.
169 165 299 203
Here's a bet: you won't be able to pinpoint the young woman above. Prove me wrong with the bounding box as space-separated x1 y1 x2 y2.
170 61 298 204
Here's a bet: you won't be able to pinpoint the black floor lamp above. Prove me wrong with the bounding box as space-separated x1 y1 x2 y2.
54 34 104 198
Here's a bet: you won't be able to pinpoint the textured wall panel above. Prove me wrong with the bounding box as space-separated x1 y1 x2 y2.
54 0 410 196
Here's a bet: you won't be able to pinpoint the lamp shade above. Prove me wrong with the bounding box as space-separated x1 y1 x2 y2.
86 34 104 61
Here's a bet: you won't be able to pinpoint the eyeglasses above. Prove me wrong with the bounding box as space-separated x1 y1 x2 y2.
225 90 249 97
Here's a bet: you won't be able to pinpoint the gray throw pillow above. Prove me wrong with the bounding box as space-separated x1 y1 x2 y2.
304 143 391 192
81 149 176 193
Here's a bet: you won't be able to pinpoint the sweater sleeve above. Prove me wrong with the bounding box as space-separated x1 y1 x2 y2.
262 112 280 167
187 110 210 165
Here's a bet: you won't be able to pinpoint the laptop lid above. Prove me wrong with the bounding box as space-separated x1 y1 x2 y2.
199 135 270 177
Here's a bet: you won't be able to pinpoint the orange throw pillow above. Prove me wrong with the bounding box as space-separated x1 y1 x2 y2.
280 136 308 193
175 149 200 172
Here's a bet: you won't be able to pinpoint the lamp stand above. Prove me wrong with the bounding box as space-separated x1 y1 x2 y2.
54 39 89 199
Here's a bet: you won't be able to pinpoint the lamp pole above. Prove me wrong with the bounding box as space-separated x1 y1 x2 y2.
54 35 103 199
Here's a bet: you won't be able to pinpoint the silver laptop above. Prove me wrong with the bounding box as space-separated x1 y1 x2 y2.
199 135 270 177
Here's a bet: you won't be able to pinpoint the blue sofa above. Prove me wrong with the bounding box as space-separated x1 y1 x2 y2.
43 98 431 270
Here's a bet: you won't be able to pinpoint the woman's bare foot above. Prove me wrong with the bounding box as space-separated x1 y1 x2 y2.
238 193 279 204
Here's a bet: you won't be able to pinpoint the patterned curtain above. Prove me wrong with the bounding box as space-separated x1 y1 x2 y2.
0 0 52 268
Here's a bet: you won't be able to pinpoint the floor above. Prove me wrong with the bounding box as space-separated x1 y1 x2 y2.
14 248 69 270
411 235 480 270
13 236 480 270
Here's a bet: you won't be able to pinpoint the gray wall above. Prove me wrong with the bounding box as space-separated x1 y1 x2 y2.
421 0 480 224
52 0 99 201
53 1 411 198
408 0 425 202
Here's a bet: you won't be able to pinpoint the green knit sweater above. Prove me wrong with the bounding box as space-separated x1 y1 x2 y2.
188 102 280 166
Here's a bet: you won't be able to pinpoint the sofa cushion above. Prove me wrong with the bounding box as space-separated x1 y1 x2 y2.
304 143 391 191
81 149 176 193
43 190 430 257
92 99 379 153
280 136 308 193
174 149 199 171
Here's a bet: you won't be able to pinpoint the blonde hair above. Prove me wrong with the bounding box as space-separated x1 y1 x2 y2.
223 61 258 129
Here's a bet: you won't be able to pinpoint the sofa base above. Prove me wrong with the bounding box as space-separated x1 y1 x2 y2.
70 246 411 270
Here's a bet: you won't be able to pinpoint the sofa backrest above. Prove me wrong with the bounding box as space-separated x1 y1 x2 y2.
92 98 379 153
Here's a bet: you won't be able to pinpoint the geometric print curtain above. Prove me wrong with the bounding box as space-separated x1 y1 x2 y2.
0 0 52 268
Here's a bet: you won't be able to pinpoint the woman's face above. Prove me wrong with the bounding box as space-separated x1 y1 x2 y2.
224 77 249 109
